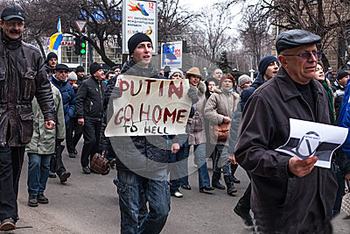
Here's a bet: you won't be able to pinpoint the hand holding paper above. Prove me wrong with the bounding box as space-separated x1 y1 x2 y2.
276 119 348 168
288 156 318 177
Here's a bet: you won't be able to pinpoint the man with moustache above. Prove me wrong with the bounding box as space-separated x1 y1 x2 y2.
0 5 55 230
235 29 337 233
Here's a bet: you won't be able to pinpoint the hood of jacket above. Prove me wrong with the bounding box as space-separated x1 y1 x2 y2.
121 59 161 78
252 72 265 86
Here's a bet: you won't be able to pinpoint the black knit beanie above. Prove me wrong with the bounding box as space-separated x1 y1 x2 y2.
258 56 279 76
337 70 349 80
76 66 84 73
128 33 152 55
90 62 103 76
46 52 58 62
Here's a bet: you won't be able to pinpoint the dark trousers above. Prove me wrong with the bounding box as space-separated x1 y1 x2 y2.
66 117 83 154
50 140 67 176
0 145 24 221
235 172 251 212
81 118 101 167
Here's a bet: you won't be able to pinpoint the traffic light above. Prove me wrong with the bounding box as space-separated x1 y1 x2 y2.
74 36 86 55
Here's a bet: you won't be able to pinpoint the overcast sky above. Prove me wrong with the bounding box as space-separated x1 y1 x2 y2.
178 0 212 11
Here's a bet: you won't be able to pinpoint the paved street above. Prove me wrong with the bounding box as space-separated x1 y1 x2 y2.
7 140 350 233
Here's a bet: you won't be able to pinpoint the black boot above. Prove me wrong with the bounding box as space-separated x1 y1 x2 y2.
212 171 225 190
234 202 254 228
28 195 38 207
230 164 240 183
224 176 237 195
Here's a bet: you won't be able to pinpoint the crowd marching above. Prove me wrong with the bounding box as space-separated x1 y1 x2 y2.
1 4 350 234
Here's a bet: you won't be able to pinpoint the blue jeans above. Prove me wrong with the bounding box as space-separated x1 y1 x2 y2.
168 145 189 194
117 170 170 234
27 153 52 195
192 144 211 188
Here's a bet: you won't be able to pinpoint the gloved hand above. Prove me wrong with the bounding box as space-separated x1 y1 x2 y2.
187 87 199 104
110 87 122 99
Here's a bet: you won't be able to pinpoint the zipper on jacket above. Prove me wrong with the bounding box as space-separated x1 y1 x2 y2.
90 101 93 112
99 82 103 112
300 96 316 121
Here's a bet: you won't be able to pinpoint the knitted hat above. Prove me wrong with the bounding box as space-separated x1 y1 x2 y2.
337 70 349 80
169 69 183 79
258 56 279 76
90 62 103 76
67 72 77 81
76 66 84 73
238 75 252 87
128 33 152 55
46 52 58 62
220 74 235 87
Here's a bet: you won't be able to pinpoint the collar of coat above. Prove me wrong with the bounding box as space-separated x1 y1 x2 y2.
190 81 206 96
275 67 324 102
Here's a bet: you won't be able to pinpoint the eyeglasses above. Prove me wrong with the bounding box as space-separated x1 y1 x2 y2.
282 51 322 60
58 70 69 74
223 80 233 83
6 21 24 27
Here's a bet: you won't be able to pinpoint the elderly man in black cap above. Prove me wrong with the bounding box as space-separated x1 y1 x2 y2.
99 33 194 234
75 62 106 174
235 29 337 233
50 63 73 183
0 4 55 231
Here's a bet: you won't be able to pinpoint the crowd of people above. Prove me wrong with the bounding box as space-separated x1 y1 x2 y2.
1 4 350 234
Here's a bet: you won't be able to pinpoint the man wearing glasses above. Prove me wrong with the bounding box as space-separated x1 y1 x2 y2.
235 29 337 233
0 5 56 231
50 64 73 183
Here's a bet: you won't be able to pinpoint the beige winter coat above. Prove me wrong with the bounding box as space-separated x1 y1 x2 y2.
204 88 240 145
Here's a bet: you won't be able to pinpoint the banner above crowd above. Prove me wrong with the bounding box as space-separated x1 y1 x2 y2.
105 75 192 136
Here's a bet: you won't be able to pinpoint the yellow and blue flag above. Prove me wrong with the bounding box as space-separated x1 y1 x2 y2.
49 19 63 50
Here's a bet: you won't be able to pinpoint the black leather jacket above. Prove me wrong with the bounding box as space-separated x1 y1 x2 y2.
75 76 106 120
0 30 55 147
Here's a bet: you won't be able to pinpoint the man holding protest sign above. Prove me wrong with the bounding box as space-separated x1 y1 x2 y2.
100 33 197 234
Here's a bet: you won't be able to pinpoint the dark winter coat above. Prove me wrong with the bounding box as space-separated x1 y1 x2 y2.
50 76 76 128
235 67 337 233
75 76 106 120
100 59 170 178
239 73 265 110
0 31 55 147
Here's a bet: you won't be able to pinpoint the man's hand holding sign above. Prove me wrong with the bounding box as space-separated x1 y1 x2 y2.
105 75 192 137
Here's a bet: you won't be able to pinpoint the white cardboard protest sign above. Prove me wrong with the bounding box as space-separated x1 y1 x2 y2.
276 118 348 168
105 75 191 136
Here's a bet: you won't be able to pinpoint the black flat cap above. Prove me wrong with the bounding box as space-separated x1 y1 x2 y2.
1 5 25 21
276 29 321 54
55 64 69 71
